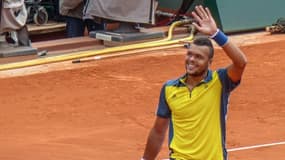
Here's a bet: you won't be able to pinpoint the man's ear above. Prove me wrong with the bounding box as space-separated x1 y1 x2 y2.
208 58 213 65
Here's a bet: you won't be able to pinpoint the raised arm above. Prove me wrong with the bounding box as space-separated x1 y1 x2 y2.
191 5 247 82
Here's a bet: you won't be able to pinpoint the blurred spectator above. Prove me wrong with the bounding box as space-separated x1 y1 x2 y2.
59 0 104 38
0 0 30 46
84 0 157 25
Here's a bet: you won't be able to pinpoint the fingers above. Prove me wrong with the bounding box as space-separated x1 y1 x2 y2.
192 22 201 31
191 11 202 23
191 5 210 26
191 5 217 35
194 5 209 20
191 11 202 30
205 7 214 20
191 5 208 29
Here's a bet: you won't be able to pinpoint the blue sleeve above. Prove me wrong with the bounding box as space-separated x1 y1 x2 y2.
217 68 240 93
156 83 171 118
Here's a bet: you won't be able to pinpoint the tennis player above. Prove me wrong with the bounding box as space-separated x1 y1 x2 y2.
141 5 247 160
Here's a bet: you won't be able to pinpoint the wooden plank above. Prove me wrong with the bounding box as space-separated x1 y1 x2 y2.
27 21 66 35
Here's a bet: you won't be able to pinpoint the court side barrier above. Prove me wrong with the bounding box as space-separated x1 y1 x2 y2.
0 20 196 71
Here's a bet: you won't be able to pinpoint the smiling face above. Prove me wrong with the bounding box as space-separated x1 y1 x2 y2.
185 44 212 77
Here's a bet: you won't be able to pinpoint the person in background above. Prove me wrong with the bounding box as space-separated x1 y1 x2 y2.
59 0 104 38
141 5 247 160
0 0 30 46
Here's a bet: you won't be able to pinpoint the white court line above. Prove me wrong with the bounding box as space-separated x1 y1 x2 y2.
228 141 285 152
162 141 285 159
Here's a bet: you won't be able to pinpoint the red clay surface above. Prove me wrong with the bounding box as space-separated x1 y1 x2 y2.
1 34 285 160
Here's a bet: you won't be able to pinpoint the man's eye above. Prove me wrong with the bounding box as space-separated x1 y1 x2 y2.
196 55 202 59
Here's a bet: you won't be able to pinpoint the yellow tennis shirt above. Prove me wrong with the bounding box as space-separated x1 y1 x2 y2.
156 69 240 160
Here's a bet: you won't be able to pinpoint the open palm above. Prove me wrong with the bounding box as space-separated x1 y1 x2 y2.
191 5 218 36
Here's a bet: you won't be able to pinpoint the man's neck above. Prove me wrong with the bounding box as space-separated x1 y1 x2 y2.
186 71 208 88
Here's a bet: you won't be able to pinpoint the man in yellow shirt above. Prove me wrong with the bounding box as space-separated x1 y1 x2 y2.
142 5 247 160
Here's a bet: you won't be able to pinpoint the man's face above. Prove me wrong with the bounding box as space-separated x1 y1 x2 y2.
185 44 212 77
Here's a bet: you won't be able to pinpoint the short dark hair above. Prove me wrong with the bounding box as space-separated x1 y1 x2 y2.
193 37 214 59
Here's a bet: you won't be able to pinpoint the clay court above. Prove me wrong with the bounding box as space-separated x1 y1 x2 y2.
0 32 285 160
